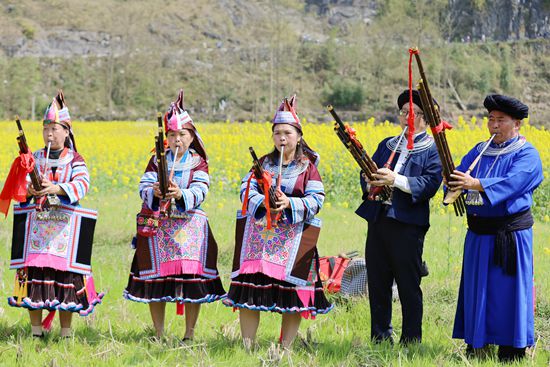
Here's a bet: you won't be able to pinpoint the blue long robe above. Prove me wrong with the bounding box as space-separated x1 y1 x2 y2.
452 135 543 348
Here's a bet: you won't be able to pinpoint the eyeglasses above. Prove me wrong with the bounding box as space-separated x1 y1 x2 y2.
399 110 423 118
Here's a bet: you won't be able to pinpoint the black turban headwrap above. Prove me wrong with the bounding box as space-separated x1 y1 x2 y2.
483 94 529 120
397 90 439 112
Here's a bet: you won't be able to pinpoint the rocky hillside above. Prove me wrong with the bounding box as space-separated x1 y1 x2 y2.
446 0 550 41
0 0 549 125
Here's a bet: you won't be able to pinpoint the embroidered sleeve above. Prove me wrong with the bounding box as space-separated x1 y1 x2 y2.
285 163 325 224
57 152 90 204
139 155 159 210
177 158 210 211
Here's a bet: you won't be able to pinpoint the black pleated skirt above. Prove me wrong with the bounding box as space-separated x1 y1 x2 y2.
123 257 225 304
223 272 333 317
8 267 104 316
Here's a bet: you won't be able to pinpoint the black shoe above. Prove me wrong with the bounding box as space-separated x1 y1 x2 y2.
498 345 526 363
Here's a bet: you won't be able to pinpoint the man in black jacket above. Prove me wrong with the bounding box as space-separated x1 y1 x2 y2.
356 90 442 344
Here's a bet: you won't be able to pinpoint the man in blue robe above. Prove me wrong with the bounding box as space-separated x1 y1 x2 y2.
448 94 543 362
356 90 442 344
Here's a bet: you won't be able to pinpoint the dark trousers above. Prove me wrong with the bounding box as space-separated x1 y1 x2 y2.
365 215 427 343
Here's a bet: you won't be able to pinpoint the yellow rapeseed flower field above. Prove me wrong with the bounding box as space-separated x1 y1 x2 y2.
0 118 548 218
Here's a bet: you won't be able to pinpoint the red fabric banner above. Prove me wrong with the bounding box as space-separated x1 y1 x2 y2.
0 152 35 217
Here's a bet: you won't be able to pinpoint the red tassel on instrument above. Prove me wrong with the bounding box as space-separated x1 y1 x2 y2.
176 301 185 316
430 120 453 135
344 124 364 150
42 310 56 331
241 170 275 229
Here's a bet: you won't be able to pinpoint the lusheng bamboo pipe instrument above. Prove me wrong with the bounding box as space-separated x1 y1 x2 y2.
249 147 279 210
156 112 169 199
328 105 392 201
15 117 42 193
246 146 285 228
412 49 466 216
15 116 53 210
159 145 181 217
154 112 171 216
443 133 496 204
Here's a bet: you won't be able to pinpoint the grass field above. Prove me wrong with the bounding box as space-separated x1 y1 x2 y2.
0 120 548 366
0 189 548 366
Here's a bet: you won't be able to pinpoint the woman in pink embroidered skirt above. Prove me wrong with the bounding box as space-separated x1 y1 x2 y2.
224 95 332 348
124 89 225 340
2 91 104 338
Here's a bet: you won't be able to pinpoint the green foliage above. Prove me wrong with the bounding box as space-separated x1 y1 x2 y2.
322 79 365 110
21 25 35 40
299 39 337 75
498 44 513 92
1 57 41 119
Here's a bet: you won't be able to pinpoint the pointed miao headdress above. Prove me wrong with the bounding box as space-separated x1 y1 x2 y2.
163 89 208 161
271 94 319 166
272 94 301 132
43 90 77 151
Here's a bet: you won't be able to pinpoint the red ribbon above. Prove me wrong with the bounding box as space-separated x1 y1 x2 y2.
407 48 420 150
430 120 453 135
241 170 275 230
344 124 364 150
42 310 56 331
176 301 185 316
0 152 35 217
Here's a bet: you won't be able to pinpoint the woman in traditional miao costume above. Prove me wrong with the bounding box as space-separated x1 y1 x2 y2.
124 90 225 340
224 95 332 348
1 91 104 337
